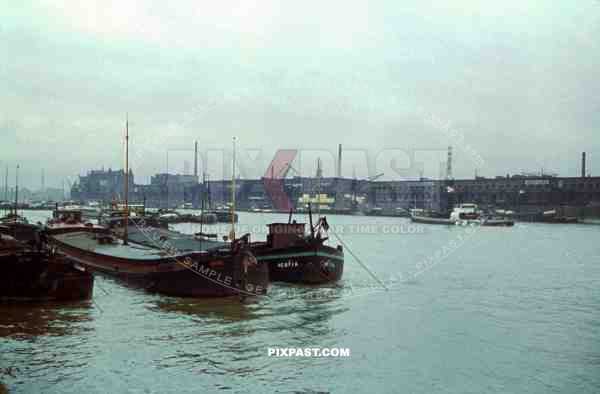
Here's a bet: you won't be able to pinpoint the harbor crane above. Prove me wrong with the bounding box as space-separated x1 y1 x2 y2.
283 162 300 178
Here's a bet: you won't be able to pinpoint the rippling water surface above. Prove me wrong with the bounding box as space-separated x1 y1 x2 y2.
1 211 599 393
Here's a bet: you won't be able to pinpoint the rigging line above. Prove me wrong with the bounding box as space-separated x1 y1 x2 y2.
329 231 387 290
95 279 111 296
92 298 104 313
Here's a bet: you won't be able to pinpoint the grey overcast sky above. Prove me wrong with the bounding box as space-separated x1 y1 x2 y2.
1 1 599 189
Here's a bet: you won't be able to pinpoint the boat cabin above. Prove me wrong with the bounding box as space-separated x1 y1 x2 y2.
0 213 44 246
455 203 479 213
450 203 482 220
52 209 83 224
115 203 146 216
267 222 306 249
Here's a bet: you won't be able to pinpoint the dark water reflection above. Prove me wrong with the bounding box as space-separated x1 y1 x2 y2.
149 296 261 323
0 302 96 392
144 292 349 378
0 302 94 340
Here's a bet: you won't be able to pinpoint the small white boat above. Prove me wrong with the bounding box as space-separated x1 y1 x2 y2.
412 203 514 227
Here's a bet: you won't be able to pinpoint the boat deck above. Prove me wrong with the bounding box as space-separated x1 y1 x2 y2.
53 231 175 261
125 226 229 253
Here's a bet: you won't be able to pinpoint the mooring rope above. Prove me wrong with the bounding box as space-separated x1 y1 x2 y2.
329 231 387 290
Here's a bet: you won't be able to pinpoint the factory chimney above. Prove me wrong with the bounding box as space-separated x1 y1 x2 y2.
446 146 453 180
337 144 342 178
194 141 198 180
581 152 586 178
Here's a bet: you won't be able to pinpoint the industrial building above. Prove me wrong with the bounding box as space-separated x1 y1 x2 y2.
70 150 599 218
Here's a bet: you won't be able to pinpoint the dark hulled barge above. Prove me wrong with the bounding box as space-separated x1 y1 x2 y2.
45 120 267 298
48 224 268 298
0 217 94 302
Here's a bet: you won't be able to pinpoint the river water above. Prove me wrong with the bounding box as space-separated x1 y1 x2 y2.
1 210 599 393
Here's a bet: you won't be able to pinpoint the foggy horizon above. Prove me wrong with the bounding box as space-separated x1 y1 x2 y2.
2 1 599 189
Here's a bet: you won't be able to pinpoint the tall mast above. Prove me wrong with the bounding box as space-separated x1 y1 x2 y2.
14 164 19 217
308 202 314 238
351 165 357 209
200 172 205 234
316 157 322 219
202 172 211 212
123 114 129 245
2 166 7 216
194 140 199 182
4 166 8 210
229 136 237 242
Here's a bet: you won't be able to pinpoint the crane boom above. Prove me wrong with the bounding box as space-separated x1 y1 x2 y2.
367 173 384 181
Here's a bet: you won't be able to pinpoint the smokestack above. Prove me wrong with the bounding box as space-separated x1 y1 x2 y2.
582 152 586 178
446 146 453 180
337 144 342 178
194 141 198 179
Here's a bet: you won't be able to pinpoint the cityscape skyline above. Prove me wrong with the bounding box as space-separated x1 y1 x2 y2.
0 146 596 191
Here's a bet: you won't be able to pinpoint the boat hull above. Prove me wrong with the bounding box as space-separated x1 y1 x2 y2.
480 219 514 226
0 251 94 302
411 216 514 227
411 216 454 225
542 217 579 224
252 243 344 284
50 231 269 298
